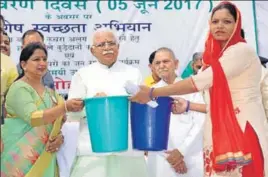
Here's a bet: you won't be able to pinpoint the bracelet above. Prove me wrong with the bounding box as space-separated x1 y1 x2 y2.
185 100 190 113
64 101 69 113
149 88 156 101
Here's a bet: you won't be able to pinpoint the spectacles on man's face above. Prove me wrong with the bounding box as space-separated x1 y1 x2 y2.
93 41 117 49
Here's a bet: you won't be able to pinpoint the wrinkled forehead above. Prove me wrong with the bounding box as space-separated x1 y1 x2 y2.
93 32 116 44
154 50 175 62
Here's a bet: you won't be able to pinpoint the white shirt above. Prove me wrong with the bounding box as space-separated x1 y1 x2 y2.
67 61 143 157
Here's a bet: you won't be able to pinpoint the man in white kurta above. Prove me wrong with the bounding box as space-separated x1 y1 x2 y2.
147 47 205 177
67 29 148 177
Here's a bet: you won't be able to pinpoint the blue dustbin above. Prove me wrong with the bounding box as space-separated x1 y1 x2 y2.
84 96 129 153
130 97 173 151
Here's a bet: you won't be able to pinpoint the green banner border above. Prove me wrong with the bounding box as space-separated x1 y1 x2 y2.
252 0 259 54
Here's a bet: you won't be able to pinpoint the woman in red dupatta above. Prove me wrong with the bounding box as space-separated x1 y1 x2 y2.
130 1 268 177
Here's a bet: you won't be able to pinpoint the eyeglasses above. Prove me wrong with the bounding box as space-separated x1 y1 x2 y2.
93 41 117 49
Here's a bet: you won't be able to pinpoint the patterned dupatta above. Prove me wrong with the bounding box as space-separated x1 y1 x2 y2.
25 89 64 177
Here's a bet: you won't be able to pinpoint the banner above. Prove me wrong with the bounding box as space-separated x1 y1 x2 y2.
1 0 257 95
255 1 268 59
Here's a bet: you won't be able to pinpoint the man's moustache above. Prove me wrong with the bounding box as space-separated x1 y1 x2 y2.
158 69 169 72
102 50 114 55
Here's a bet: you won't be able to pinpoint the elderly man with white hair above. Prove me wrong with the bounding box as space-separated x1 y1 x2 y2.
66 28 148 177
147 47 205 177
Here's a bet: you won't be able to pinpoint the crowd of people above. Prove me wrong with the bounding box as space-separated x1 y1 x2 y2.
1 1 268 177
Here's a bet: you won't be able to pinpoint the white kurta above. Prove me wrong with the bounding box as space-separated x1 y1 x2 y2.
147 77 205 177
260 66 268 122
65 61 148 177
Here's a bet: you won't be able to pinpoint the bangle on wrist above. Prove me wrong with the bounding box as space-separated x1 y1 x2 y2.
185 100 190 112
